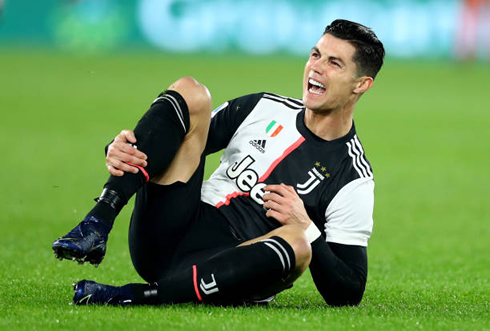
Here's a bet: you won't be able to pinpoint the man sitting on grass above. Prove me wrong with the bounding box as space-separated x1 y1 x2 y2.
53 19 385 307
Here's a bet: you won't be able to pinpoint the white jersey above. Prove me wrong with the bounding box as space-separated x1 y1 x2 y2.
202 93 374 247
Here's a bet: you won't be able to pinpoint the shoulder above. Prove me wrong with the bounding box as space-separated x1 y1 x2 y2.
227 92 268 107
324 125 374 184
260 92 304 110
339 134 373 183
323 133 373 209
213 92 304 120
212 93 264 117
225 92 303 109
320 130 375 247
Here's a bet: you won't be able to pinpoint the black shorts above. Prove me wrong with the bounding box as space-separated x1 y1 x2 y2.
128 157 242 283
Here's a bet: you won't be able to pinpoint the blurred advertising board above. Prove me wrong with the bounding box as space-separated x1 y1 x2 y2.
0 0 488 59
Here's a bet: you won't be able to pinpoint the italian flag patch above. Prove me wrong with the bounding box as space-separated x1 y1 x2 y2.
266 120 283 137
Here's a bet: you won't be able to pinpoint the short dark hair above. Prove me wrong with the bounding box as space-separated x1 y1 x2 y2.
324 19 385 80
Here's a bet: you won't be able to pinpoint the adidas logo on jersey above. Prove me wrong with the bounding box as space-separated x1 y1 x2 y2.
249 139 267 153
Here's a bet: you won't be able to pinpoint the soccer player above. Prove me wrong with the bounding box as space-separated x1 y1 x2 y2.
52 19 385 307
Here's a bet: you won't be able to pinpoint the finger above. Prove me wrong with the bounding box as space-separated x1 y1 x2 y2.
109 159 140 174
123 130 137 144
262 192 284 204
111 141 148 162
265 209 285 224
275 183 299 199
108 147 148 167
264 184 280 192
263 200 282 212
281 183 296 193
117 142 148 160
114 131 129 143
286 185 300 198
107 142 126 156
264 184 285 195
107 165 124 177
277 183 297 197
131 148 148 161
109 154 146 169
109 141 136 155
120 143 148 161
264 184 289 197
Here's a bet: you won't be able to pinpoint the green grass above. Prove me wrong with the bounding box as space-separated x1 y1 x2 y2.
0 49 489 330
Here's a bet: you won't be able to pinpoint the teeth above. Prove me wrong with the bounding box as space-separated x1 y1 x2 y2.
309 87 324 95
309 78 324 89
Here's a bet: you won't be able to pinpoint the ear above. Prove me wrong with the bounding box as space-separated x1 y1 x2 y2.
353 76 373 94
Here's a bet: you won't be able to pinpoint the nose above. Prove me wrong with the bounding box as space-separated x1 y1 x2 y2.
310 59 323 75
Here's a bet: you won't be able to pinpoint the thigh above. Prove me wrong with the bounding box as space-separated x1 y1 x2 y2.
128 156 206 283
169 202 242 272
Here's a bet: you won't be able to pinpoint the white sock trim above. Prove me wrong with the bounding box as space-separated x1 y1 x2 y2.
263 242 286 272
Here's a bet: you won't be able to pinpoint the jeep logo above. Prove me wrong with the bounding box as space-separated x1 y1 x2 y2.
226 155 267 205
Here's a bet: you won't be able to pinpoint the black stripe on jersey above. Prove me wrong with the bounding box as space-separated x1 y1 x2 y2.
263 93 304 110
346 135 373 178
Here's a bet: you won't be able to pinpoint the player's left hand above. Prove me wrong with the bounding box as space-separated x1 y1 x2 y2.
262 184 312 229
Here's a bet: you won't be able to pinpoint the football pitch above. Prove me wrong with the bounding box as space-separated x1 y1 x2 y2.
0 49 489 330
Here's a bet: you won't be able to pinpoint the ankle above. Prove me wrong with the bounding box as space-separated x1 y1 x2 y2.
129 283 159 305
96 188 126 213
84 188 126 229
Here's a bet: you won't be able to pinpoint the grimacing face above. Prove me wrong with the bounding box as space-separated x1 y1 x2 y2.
302 33 362 113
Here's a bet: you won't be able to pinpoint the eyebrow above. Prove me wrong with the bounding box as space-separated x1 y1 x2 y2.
311 46 346 66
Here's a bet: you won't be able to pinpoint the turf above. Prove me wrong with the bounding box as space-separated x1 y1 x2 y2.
0 49 489 330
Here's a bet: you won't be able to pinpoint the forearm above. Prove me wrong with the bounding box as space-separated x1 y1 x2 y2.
309 237 368 306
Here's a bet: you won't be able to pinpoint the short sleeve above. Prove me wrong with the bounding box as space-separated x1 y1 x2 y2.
205 93 263 155
324 177 375 247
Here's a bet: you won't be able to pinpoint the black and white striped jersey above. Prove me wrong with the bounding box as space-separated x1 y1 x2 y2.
202 93 374 247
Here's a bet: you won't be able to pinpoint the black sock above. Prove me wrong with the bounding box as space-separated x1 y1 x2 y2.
130 236 296 305
85 200 117 229
85 90 190 228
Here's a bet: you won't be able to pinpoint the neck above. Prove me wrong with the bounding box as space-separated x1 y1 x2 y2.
304 106 354 141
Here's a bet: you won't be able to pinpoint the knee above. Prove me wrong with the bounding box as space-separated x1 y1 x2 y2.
167 76 212 117
277 225 312 273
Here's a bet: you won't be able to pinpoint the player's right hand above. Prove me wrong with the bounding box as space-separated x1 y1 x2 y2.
106 130 148 176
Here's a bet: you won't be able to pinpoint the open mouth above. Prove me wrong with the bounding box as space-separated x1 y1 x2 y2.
308 78 326 95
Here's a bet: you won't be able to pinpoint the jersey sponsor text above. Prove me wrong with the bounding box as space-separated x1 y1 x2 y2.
226 155 267 205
